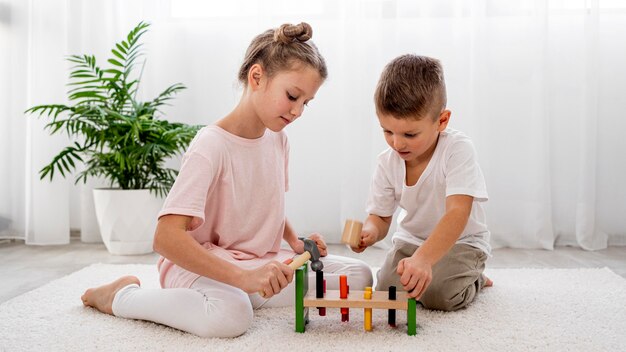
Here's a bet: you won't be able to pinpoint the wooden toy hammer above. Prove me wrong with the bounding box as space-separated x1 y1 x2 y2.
341 219 363 248
259 238 323 297
288 238 324 272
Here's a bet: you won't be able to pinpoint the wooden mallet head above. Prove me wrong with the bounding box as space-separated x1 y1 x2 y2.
341 219 363 248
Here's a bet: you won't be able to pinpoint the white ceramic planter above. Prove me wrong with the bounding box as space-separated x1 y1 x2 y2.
80 181 102 243
92 189 164 255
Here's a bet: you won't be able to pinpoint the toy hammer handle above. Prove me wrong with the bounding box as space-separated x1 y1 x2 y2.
258 252 311 297
288 251 311 270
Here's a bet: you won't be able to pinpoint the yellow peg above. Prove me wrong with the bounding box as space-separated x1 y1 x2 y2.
364 287 372 331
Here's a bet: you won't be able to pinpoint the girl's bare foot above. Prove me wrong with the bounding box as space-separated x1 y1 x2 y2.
81 276 140 315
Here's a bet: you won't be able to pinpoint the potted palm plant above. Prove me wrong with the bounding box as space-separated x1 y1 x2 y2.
26 22 201 255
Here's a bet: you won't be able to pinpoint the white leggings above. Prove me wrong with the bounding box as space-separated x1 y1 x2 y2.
111 255 373 338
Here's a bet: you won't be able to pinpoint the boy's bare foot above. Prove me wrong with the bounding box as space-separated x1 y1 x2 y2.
484 276 493 287
81 276 140 315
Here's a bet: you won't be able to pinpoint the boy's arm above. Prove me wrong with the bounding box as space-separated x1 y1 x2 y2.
351 213 393 253
398 194 473 298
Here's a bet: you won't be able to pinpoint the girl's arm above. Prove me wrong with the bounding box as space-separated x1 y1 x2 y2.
282 218 328 256
282 218 301 252
154 214 292 298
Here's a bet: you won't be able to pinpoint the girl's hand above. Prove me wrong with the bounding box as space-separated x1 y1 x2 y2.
396 256 432 299
351 230 377 253
290 233 328 257
306 233 327 257
239 261 293 298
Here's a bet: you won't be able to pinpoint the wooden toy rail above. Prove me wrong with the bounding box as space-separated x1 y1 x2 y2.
304 290 409 309
295 264 417 335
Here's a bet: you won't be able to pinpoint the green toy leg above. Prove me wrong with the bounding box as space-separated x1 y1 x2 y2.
295 263 309 333
407 298 417 336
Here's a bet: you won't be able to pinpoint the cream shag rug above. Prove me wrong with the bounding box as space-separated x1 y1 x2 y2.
1 264 625 351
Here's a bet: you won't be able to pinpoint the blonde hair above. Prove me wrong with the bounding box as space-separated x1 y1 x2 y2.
238 22 328 84
374 54 446 120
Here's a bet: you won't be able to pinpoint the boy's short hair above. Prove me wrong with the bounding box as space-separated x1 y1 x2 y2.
374 54 447 121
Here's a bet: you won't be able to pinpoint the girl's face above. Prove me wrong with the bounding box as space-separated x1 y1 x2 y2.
378 110 450 166
252 65 324 132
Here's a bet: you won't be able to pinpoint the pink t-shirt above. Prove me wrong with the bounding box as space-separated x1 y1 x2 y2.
157 125 294 288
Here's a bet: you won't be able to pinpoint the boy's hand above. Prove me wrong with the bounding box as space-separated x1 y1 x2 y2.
351 230 377 253
397 256 432 299
240 261 293 298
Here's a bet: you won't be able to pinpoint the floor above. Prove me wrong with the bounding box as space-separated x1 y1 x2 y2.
1 238 625 304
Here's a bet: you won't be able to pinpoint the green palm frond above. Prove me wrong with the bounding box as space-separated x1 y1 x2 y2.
25 21 203 195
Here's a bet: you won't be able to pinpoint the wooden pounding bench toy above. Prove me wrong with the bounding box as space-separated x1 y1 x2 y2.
294 263 417 336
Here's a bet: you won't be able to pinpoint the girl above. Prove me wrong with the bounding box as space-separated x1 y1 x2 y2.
81 23 373 338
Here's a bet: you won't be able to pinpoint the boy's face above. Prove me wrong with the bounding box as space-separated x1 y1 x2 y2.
378 110 450 166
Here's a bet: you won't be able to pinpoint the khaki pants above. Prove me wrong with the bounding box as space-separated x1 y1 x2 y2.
375 241 488 311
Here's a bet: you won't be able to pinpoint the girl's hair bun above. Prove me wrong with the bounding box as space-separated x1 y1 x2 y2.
238 22 327 83
274 22 313 43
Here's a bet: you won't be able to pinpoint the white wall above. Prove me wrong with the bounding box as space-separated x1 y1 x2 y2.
2 0 625 249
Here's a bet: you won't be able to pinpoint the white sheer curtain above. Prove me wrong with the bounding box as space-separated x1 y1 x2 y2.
1 0 71 244
1 0 625 250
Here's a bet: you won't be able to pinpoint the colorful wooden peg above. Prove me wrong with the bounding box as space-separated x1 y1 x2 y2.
340 275 349 322
316 270 326 316
364 287 372 331
388 285 396 327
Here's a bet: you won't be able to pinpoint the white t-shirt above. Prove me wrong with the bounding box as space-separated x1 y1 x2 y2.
157 125 295 288
366 128 491 255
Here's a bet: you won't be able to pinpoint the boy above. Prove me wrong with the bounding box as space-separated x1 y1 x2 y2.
352 54 492 311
